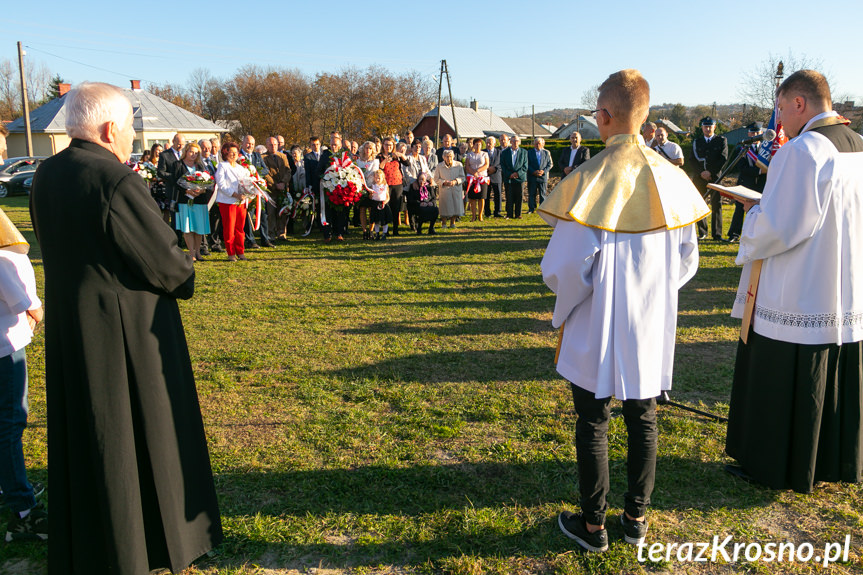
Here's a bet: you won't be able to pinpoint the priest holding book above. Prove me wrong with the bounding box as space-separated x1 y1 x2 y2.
726 70 863 493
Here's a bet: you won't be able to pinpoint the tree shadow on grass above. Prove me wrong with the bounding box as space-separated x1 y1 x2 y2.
201 455 780 571
340 317 552 337
323 347 557 384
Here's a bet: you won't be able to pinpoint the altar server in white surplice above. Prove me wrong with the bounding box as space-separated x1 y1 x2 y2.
725 70 863 494
540 69 709 553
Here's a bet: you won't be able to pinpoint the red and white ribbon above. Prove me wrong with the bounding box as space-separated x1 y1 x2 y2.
465 174 490 196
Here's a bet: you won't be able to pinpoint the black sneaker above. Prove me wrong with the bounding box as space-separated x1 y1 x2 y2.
620 513 648 546
558 511 608 552
6 503 48 542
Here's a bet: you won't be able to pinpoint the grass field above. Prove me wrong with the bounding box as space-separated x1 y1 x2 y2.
1 195 861 575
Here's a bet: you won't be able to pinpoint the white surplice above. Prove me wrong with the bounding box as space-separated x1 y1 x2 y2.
730 112 863 345
542 220 699 400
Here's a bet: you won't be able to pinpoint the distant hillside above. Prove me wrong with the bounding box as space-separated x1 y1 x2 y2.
524 103 775 133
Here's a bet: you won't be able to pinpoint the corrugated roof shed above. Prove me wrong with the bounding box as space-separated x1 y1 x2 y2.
6 89 226 134
501 118 552 138
656 118 687 135
553 116 600 139
414 106 512 139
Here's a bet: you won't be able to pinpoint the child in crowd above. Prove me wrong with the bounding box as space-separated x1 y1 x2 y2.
370 170 392 241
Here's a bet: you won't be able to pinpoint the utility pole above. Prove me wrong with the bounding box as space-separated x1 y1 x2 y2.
434 60 444 148
531 105 535 140
443 60 459 143
17 42 33 157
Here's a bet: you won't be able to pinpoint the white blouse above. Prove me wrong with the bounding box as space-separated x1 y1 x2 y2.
215 162 249 205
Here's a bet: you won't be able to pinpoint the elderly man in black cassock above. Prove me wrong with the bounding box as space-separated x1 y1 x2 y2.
30 82 222 575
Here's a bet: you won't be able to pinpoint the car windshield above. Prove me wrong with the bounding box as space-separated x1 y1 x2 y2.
1 158 38 173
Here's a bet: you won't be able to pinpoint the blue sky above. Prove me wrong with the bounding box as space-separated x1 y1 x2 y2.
5 0 860 115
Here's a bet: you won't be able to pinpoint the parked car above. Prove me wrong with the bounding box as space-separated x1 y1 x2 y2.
0 157 46 184
0 170 35 197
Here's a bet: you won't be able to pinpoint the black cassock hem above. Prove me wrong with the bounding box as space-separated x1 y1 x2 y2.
725 329 863 493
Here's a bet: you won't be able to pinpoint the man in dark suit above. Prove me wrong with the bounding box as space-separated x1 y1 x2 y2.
500 135 528 218
484 135 503 218
726 122 767 242
304 136 323 192
318 131 348 241
240 135 271 248
435 133 461 163
560 132 590 176
157 132 184 212
691 116 728 240
29 81 222 575
526 137 553 213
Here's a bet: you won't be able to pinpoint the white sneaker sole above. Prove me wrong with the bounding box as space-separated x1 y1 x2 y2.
558 513 608 552
620 515 647 546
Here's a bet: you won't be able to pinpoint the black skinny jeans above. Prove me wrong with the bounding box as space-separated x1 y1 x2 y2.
387 184 404 234
570 383 657 526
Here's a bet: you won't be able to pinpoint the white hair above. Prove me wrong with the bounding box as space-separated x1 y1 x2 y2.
65 82 132 142
442 149 455 158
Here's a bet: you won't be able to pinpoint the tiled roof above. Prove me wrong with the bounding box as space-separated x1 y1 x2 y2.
6 89 226 134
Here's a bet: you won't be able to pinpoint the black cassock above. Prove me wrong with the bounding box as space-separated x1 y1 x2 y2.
30 139 222 575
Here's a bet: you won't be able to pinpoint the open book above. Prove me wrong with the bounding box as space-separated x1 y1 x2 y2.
707 183 762 203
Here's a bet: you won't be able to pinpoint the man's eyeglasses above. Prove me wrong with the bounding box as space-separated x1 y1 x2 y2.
592 108 613 119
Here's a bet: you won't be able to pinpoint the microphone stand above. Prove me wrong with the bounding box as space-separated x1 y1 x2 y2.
657 140 742 424
657 391 727 423
714 141 750 185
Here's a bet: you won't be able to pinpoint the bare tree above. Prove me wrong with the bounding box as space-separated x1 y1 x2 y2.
738 51 826 111
0 59 17 120
187 68 213 116
580 84 600 110
146 82 195 110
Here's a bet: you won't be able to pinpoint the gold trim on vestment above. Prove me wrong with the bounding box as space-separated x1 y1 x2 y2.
538 134 709 233
0 208 29 254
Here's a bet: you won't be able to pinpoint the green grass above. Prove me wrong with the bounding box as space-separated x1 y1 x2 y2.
2 195 861 574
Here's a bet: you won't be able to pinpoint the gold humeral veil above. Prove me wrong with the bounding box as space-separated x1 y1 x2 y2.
539 134 709 233
0 208 29 254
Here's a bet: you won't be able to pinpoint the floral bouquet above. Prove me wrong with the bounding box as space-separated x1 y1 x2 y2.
237 157 270 201
236 157 274 230
176 171 215 205
134 163 157 183
322 152 368 210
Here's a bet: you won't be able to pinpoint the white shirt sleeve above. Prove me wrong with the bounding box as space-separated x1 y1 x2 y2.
736 139 826 265
541 220 601 328
0 251 40 315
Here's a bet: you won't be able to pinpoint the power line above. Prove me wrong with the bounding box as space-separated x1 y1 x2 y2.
24 45 159 84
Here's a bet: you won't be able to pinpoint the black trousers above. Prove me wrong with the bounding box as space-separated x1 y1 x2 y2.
323 206 349 239
571 384 657 526
727 201 744 239
505 180 523 218
387 185 404 234
485 182 502 216
695 178 722 238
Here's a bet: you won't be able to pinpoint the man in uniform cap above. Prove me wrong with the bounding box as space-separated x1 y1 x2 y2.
691 116 728 240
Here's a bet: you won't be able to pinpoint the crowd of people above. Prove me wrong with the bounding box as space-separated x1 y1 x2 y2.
131 127 599 258
2 66 860 575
